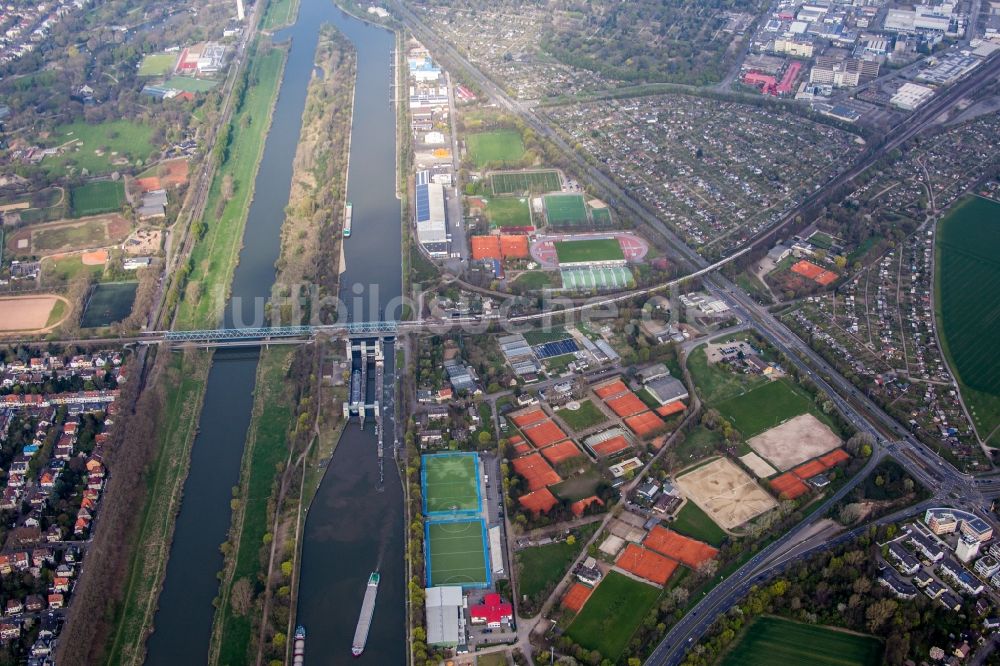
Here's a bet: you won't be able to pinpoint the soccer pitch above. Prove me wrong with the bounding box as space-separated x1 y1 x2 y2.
426 519 490 587
490 170 561 195
422 452 481 515
544 193 589 226
555 238 625 264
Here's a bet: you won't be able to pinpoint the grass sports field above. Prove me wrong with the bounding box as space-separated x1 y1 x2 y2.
936 195 1000 443
555 238 624 264
138 53 176 76
44 120 156 176
426 520 489 586
485 197 531 227
544 193 589 226
423 453 480 514
162 77 220 93
70 181 125 218
467 130 524 167
556 399 607 432
714 379 827 439
566 571 660 659
687 343 768 404
670 501 727 546
722 616 882 666
490 170 561 195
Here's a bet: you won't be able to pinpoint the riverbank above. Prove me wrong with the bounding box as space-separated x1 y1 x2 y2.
173 43 287 330
261 0 301 31
102 39 288 665
209 26 357 664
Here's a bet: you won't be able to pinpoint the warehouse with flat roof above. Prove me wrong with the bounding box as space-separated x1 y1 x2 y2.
425 585 466 647
415 171 449 255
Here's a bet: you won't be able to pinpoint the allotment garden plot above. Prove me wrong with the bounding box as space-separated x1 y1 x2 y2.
675 457 776 530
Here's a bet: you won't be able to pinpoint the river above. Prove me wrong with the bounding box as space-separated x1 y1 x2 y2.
143 1 403 664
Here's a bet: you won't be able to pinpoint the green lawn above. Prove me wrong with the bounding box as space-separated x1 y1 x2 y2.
163 76 220 93
467 130 525 167
522 326 567 345
687 344 767 404
43 120 156 176
174 47 285 330
566 571 660 660
139 53 177 77
485 196 532 227
555 238 624 264
214 348 297 665
670 501 727 546
70 181 125 218
722 616 882 666
516 526 594 599
674 426 723 463
513 270 556 289
556 399 607 432
261 0 299 30
42 254 103 283
935 195 1000 442
713 379 820 439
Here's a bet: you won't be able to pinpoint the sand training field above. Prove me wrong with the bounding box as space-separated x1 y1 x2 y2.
0 295 67 332
739 452 777 479
675 458 777 530
746 413 841 471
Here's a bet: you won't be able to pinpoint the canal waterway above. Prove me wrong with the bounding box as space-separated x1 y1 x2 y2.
145 0 403 664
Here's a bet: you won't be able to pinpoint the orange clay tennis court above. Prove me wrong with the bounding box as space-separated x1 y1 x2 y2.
606 392 648 417
512 453 562 490
471 236 502 260
591 434 632 457
570 495 603 516
518 488 559 514
561 582 594 612
792 459 826 479
512 408 548 427
656 400 686 417
643 526 718 569
770 472 809 499
523 419 568 448
615 543 678 586
540 440 583 465
791 260 838 286
513 441 532 455
594 379 628 399
625 411 666 437
819 448 850 468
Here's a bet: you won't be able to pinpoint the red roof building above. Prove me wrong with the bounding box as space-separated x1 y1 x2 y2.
470 593 513 627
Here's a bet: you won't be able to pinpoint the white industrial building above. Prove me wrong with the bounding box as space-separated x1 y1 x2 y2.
425 586 466 647
414 171 449 255
891 83 935 111
488 526 504 575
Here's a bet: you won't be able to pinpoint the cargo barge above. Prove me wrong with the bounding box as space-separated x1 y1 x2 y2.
351 572 380 657
350 369 361 405
293 626 305 665
344 202 353 237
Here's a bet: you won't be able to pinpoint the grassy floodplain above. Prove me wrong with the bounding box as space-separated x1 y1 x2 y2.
174 46 286 330
565 571 660 660
210 348 298 665
261 0 300 30
721 616 882 666
105 41 287 665
935 195 1000 444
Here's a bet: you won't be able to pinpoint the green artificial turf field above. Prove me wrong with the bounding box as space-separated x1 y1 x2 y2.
467 130 525 167
713 379 818 439
70 181 125 218
426 520 489 586
423 453 479 513
490 170 561 195
544 193 589 226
